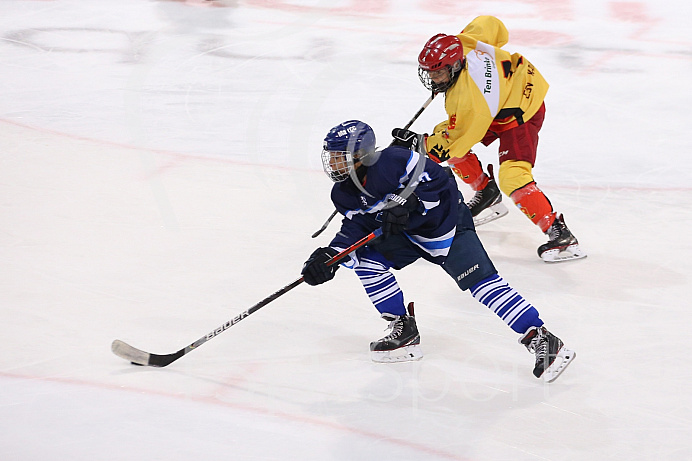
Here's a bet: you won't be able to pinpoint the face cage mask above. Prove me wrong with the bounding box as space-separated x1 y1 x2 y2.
321 148 375 197
418 64 460 93
321 149 354 183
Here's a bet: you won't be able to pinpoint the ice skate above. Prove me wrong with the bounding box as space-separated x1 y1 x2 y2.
538 213 586 263
467 177 508 227
370 302 423 363
519 326 575 382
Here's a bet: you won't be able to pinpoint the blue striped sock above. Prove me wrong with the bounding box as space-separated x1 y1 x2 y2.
470 274 543 333
355 256 406 316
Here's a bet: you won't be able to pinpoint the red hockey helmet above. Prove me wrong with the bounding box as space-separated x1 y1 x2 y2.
417 34 464 92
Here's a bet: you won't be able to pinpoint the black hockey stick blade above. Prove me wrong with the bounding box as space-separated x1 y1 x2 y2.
111 339 183 367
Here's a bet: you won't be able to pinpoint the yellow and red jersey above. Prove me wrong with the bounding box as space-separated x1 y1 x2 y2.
425 16 549 162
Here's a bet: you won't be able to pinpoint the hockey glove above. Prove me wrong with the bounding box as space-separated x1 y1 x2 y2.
381 193 420 238
391 128 427 152
301 247 340 286
427 143 451 164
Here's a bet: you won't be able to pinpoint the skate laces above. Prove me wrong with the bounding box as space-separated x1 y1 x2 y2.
546 215 571 242
546 219 563 240
524 328 547 358
532 334 548 362
467 190 483 208
467 181 500 210
381 317 404 341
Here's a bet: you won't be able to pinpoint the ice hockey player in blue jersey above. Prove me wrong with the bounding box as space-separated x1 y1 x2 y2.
301 120 575 382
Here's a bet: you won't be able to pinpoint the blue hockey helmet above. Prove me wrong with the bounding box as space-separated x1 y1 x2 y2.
321 120 378 183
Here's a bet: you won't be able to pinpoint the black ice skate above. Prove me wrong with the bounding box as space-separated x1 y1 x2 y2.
467 174 508 226
370 302 423 363
519 326 576 382
537 213 586 263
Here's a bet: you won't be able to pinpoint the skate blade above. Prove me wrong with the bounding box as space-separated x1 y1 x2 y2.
540 243 587 263
371 344 423 363
543 347 576 383
473 202 509 226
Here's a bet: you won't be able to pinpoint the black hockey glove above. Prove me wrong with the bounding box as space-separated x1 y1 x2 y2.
381 194 420 238
301 247 340 286
391 128 427 152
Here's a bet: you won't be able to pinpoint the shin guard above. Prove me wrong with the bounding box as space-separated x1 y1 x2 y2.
449 152 489 191
510 182 556 232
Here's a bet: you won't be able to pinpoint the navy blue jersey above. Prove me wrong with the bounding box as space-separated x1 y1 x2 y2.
329 145 462 264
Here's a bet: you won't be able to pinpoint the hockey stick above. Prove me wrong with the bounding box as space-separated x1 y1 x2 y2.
311 92 437 238
111 228 383 367
311 209 338 238
401 91 437 132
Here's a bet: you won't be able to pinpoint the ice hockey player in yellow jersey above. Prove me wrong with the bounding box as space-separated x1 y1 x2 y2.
391 16 586 263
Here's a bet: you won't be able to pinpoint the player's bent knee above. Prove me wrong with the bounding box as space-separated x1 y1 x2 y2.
498 160 534 197
442 227 497 290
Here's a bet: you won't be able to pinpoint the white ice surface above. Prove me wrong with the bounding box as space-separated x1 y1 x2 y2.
1 1 691 460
